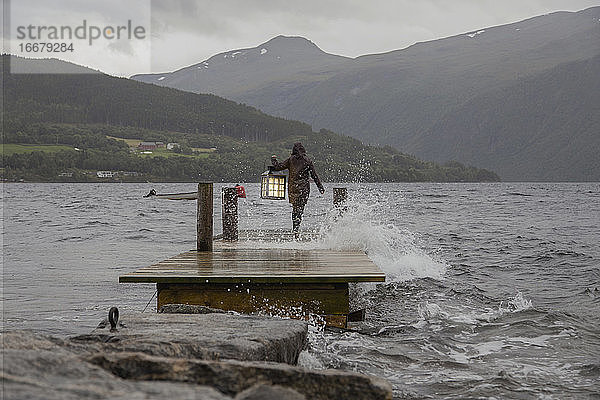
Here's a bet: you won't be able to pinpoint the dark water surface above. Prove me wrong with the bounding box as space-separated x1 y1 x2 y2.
2 183 599 399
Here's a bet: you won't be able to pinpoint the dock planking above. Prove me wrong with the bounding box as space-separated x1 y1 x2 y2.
120 229 385 327
120 249 385 284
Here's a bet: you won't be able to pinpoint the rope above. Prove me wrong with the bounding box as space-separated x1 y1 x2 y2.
142 290 157 313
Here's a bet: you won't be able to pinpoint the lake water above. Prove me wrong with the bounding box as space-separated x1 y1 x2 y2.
2 182 599 399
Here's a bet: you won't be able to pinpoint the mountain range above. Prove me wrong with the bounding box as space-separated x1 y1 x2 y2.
132 7 600 181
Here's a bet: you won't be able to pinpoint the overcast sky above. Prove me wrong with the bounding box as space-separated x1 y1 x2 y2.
4 0 599 76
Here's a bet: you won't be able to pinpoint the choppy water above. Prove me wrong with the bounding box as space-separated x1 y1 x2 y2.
2 182 599 399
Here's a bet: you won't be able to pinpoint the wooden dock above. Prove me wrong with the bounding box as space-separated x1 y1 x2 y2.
120 184 385 327
120 232 385 327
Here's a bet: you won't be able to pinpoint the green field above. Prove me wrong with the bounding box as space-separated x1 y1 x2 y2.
0 142 210 160
1 143 75 155
106 136 214 157
137 147 211 159
191 147 215 153
106 136 141 147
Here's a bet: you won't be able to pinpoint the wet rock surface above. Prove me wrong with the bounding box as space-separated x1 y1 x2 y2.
74 311 308 364
234 384 306 400
2 311 392 400
88 351 393 400
2 345 230 400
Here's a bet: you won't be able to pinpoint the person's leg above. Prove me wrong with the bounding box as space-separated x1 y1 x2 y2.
292 200 306 233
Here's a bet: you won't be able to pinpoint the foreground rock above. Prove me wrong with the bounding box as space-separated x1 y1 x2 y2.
235 384 306 400
2 345 229 400
74 311 307 364
2 311 392 399
89 351 392 400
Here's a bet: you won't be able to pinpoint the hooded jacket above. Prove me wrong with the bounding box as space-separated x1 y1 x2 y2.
271 142 324 204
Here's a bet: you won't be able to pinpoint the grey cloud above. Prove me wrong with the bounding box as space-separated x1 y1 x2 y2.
107 38 134 55
147 0 600 53
5 0 599 76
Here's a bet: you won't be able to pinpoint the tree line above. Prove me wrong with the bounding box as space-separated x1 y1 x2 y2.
2 124 499 183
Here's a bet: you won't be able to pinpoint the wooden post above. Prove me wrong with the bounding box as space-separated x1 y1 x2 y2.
197 182 213 251
222 187 238 241
333 187 348 209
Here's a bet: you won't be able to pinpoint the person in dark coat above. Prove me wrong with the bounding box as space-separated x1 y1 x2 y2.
271 142 325 233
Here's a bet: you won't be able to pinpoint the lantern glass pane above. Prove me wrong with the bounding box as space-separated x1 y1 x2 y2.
260 173 286 199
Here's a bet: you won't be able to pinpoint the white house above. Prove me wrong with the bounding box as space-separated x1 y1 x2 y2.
96 171 116 178
167 142 179 150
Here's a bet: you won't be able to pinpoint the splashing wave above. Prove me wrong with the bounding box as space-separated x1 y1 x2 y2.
316 197 448 281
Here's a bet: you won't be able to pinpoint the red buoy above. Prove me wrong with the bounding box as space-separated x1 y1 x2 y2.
235 185 246 198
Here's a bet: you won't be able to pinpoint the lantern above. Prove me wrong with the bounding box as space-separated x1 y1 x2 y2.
260 167 287 200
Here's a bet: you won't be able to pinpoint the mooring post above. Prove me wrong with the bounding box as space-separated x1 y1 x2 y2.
222 187 238 241
197 182 213 251
333 187 348 211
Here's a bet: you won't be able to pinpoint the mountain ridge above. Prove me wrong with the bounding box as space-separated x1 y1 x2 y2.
131 6 600 181
132 34 351 99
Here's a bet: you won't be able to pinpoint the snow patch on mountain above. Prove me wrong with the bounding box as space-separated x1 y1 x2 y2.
466 30 486 38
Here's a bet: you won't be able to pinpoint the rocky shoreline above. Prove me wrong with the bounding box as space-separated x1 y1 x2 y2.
2 306 392 399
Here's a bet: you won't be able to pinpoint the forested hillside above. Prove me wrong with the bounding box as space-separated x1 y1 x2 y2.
4 56 314 143
2 55 499 183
